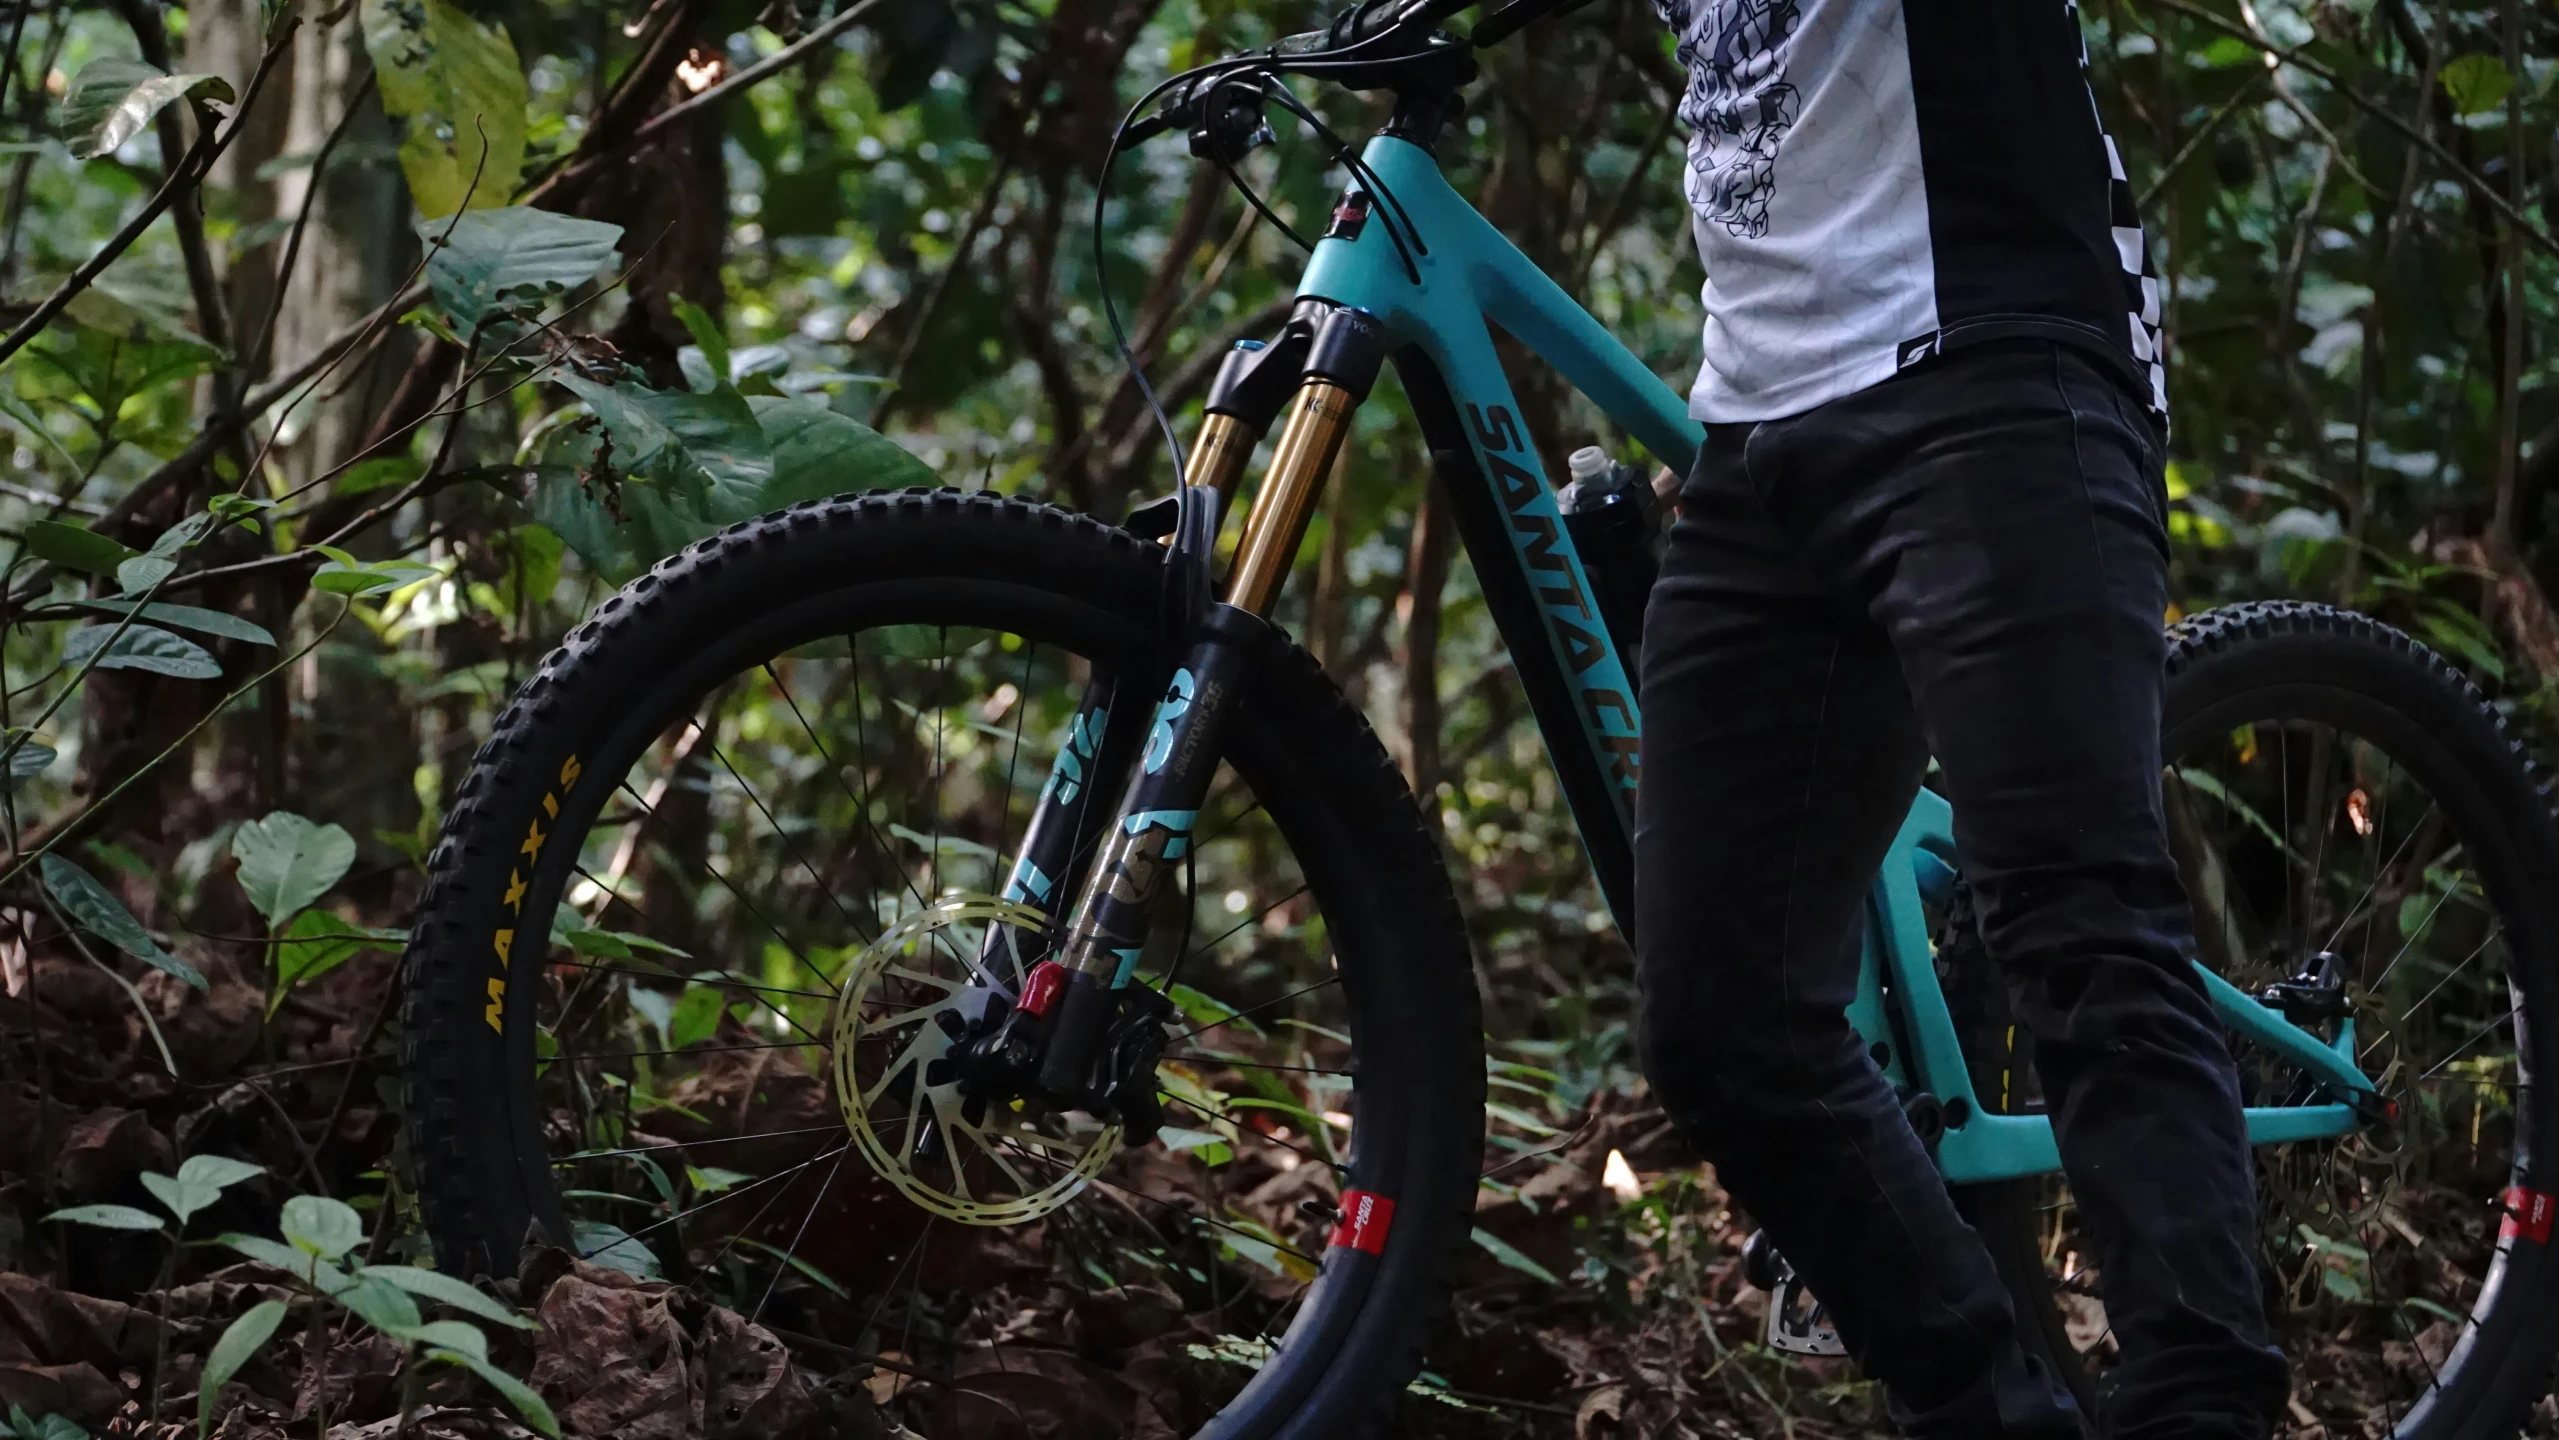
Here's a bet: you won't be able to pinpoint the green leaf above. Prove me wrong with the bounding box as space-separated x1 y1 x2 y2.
2441 54 2514 117
17 1411 85 1440
668 982 727 1051
400 1319 487 1357
1469 1226 1560 1284
362 1265 536 1329
200 1299 287 1438
524 465 637 580
335 1272 422 1334
7 737 54 786
63 623 221 680
360 0 528 216
271 910 405 1014
144 1155 265 1227
280 1193 365 1261
40 853 205 988
208 493 278 524
58 58 236 161
113 555 174 594
558 922 631 960
557 375 774 505
749 395 935 506
335 456 422 497
231 811 358 927
41 1203 164 1231
669 297 729 390
431 1348 561 1438
416 207 622 336
74 600 275 647
0 390 78 471
21 521 137 577
219 1232 353 1293
501 523 564 611
569 1220 660 1280
1158 1126 1233 1167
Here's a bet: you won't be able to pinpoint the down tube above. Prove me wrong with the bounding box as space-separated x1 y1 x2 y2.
1395 345 1642 925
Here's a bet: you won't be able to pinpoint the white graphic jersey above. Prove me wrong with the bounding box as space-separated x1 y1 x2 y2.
1656 0 2165 422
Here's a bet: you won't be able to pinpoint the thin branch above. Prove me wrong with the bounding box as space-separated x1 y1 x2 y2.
0 25 294 367
2149 0 2557 258
632 0 890 143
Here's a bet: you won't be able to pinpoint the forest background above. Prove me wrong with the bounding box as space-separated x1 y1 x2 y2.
0 0 2550 1434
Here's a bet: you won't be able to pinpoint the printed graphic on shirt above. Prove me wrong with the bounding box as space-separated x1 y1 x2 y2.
1660 0 1805 240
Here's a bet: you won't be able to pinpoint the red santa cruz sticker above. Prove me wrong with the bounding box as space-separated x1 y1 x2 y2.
1328 1190 1395 1255
2501 1186 2555 1244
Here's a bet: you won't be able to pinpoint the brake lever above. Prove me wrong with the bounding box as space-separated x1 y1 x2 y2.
1125 70 1277 162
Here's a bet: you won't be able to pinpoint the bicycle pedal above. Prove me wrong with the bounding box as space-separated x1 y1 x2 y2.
1765 1258 1846 1357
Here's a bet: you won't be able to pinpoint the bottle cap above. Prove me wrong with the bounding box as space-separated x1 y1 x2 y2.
1566 446 1610 483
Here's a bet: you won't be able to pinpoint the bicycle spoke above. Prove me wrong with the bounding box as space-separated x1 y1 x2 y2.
554 1125 844 1164
1173 973 1342 1044
547 956 837 1003
708 736 874 957
584 1142 849 1257
767 657 933 919
750 1146 846 1323
612 777 832 1048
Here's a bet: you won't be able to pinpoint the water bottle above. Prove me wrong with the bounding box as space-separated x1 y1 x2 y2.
1557 445 1661 685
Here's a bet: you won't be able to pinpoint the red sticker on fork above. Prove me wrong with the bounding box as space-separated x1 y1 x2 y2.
1328 1190 1395 1255
2501 1186 2554 1244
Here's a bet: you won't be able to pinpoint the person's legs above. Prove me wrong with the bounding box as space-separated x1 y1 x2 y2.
1753 340 2288 1439
1635 421 2083 1439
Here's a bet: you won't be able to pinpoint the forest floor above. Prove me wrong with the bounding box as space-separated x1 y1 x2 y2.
1 939 1898 1440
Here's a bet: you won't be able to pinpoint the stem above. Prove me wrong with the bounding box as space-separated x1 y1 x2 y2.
0 26 295 368
2150 0 2557 258
0 601 352 889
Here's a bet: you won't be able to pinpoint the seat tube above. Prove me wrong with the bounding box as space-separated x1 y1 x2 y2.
1035 305 1390 1100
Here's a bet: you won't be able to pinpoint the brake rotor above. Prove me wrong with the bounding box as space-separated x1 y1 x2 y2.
830 892 1121 1225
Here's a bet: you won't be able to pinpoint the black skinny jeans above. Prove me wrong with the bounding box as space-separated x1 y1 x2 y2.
1633 341 2287 1439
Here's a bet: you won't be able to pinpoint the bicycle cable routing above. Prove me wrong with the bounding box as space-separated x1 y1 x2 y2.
1084 0 1596 494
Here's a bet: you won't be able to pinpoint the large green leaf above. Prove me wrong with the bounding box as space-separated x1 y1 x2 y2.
39 853 205 989
270 910 405 1014
41 1203 164 1231
359 0 528 216
280 1194 365 1261
20 522 137 577
74 600 274 647
750 395 936 505
141 1155 266 1228
199 1299 287 1438
231 811 357 928
2441 54 2514 117
362 1265 536 1329
58 58 235 161
0 390 79 470
419 207 623 337
431 1347 560 1438
556 375 774 507
63 623 221 680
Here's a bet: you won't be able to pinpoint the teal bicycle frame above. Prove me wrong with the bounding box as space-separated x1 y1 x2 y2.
1301 129 2381 1181
1048 121 2378 1183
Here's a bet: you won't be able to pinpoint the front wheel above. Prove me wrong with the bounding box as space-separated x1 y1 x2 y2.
399 490 1486 1438
1964 600 2559 1438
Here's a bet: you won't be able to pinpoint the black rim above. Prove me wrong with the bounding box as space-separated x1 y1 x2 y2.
466 582 1398 1434
1984 677 2549 1435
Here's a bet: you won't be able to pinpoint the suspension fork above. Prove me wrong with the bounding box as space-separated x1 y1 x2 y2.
1029 302 1389 1110
977 301 1329 985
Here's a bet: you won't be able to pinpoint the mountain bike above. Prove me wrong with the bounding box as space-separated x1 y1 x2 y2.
401 1 2559 1434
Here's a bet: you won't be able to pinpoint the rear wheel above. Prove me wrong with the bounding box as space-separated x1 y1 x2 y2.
400 490 1487 1438
1965 600 2559 1438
